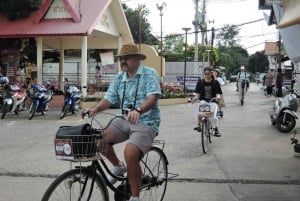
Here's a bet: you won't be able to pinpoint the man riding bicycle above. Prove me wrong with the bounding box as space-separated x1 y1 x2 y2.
192 67 222 137
82 44 161 201
237 66 250 105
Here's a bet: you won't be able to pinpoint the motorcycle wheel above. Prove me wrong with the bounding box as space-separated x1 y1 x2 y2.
1 103 10 119
277 113 296 133
60 104 70 119
28 104 37 120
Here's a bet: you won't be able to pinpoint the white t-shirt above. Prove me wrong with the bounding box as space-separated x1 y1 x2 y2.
216 77 225 86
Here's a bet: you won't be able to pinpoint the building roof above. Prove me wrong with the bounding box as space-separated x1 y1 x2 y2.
0 0 132 39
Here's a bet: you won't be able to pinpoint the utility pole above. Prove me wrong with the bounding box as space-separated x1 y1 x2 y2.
200 0 207 46
193 0 200 62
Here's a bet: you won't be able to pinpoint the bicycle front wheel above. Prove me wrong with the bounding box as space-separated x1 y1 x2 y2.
201 119 209 153
41 168 109 201
241 89 244 106
140 146 168 201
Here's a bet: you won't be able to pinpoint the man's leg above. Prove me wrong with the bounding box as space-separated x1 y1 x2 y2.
102 129 121 166
125 144 142 197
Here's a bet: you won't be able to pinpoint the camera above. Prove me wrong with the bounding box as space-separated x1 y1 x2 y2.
122 104 133 115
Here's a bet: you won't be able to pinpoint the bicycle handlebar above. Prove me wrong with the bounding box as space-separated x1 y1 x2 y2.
83 111 125 134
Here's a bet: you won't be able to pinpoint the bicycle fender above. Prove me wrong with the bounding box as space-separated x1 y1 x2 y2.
150 146 169 166
282 109 298 119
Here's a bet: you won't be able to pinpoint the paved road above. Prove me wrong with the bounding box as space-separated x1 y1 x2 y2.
0 82 299 201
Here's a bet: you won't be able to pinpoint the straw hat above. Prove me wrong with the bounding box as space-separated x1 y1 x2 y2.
116 44 146 60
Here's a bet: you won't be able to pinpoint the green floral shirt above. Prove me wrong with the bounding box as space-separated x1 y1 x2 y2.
104 65 161 133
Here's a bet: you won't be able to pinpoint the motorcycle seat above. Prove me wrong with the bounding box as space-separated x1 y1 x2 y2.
15 90 26 99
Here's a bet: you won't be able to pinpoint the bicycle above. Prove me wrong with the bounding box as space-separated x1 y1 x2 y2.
194 98 218 154
238 79 249 106
41 112 169 201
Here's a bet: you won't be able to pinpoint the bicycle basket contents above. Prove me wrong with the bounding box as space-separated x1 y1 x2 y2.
54 123 99 161
196 102 214 117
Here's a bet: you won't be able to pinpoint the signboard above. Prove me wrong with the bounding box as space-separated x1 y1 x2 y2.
177 76 201 91
54 139 74 160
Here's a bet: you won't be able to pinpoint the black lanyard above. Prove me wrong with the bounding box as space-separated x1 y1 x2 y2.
121 75 140 110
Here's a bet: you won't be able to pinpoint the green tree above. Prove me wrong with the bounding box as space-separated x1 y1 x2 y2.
217 24 240 47
0 0 41 21
162 34 185 61
247 51 269 73
216 45 248 75
122 4 154 45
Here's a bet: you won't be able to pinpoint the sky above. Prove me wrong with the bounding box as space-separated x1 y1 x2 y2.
121 0 278 55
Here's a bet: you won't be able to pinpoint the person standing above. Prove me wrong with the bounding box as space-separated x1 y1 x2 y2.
264 69 274 97
276 68 284 97
82 44 161 201
95 65 103 91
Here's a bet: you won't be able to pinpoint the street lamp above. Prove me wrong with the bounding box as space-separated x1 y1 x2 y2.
156 2 166 80
182 27 191 97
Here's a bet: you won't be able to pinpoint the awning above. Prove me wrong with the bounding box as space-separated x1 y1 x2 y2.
278 0 300 28
273 2 300 63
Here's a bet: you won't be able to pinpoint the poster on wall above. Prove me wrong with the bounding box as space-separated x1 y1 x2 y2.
100 51 115 72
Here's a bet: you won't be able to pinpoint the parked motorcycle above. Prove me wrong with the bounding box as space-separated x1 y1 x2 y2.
270 92 298 133
28 82 53 120
1 79 27 119
59 84 82 119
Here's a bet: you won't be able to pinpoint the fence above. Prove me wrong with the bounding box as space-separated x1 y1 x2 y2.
41 61 204 93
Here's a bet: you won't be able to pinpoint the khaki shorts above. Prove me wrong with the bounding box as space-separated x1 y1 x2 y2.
108 118 156 154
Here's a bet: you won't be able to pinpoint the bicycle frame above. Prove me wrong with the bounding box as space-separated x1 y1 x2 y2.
72 141 168 200
238 79 247 105
45 113 169 201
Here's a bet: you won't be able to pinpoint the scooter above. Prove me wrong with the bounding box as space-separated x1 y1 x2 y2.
270 90 298 133
59 84 82 119
1 82 27 119
28 82 53 120
291 130 300 157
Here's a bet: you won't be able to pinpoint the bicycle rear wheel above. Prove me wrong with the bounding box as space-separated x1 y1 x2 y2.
201 119 209 153
139 146 168 201
41 168 109 201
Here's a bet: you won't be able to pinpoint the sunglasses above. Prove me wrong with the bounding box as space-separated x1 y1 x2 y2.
204 71 211 75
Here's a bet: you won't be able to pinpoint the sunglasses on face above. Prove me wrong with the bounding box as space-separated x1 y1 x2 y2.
204 71 211 75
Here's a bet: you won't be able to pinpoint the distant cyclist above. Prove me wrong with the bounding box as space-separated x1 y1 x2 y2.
236 66 249 92
192 67 222 137
237 66 250 105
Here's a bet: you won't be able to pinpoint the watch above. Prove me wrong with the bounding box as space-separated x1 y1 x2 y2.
135 107 142 114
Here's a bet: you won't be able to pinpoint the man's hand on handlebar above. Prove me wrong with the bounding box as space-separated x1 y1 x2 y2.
81 108 95 119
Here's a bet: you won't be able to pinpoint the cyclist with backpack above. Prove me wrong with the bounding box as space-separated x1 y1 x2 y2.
237 66 250 105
